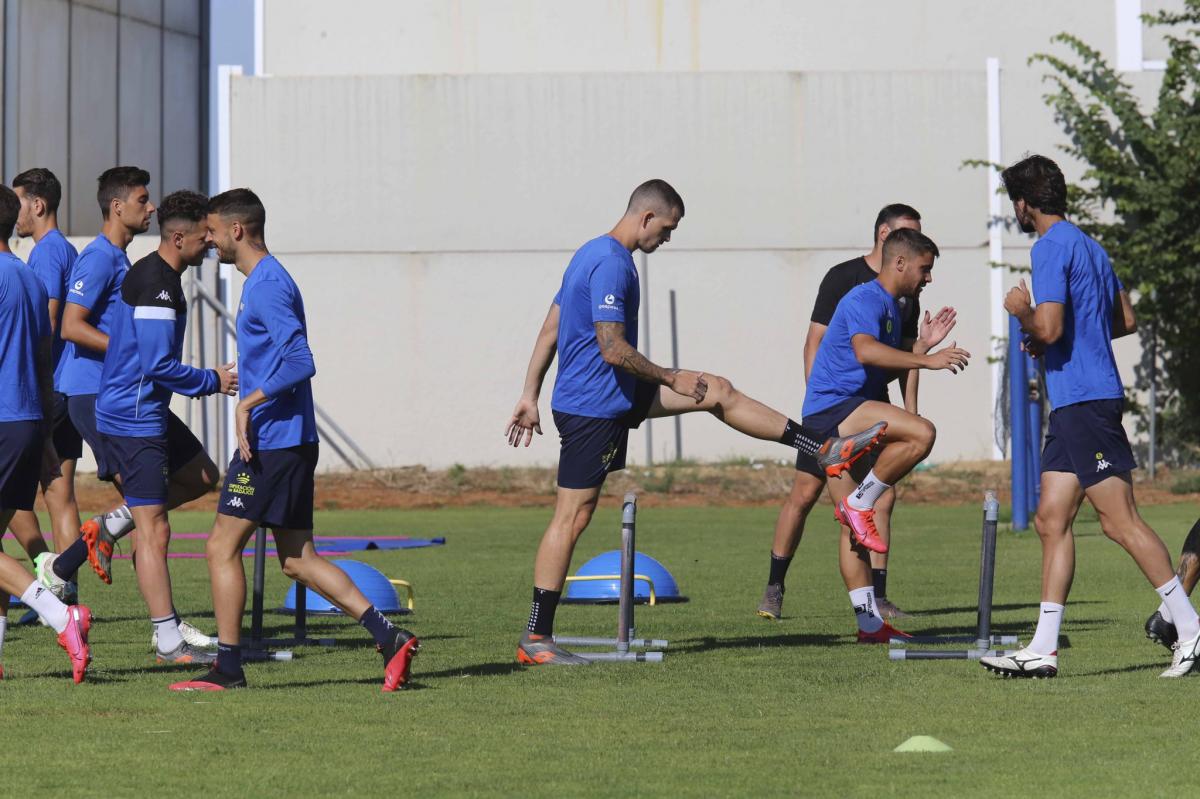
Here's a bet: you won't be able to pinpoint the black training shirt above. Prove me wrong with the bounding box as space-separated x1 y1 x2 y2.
810 256 920 339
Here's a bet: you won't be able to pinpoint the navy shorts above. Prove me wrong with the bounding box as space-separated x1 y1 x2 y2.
218 443 318 530
1042 398 1136 489
553 381 658 489
51 392 83 461
0 420 41 511
97 412 206 505
795 396 872 478
67 394 118 481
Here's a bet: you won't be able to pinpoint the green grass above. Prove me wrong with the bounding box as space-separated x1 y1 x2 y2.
2 501 1199 797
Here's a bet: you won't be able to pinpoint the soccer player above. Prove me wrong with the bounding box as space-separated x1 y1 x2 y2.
792 228 968 642
757 203 940 621
0 184 91 683
506 179 889 665
5 169 82 591
982 155 1200 679
86 190 236 664
1145 518 1200 649
38 167 215 652
170 189 419 691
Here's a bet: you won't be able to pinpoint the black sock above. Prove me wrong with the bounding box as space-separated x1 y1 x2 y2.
768 553 793 589
358 605 395 648
52 538 90 581
780 419 823 456
216 641 243 676
872 568 888 599
527 587 561 636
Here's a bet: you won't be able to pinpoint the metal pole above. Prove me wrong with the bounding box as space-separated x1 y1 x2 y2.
294 580 307 641
977 491 1000 649
1148 323 1157 480
618 493 636 652
1009 316 1029 531
669 289 682 461
640 252 652 464
249 526 267 645
987 56 1005 461
1026 359 1040 519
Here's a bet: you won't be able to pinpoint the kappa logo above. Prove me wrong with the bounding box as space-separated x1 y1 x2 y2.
155 290 172 301
226 497 245 509
1095 451 1112 472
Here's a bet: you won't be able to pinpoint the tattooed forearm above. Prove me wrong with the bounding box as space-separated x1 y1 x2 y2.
595 321 673 384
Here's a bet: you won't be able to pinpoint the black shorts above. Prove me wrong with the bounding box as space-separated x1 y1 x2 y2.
96 412 206 504
68 394 118 480
218 443 318 530
0 420 41 511
1042 398 1136 489
553 381 658 490
51 392 83 461
795 396 872 478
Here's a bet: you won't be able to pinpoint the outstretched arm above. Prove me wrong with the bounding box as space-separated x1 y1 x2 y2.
852 333 970 374
594 321 706 401
506 303 560 447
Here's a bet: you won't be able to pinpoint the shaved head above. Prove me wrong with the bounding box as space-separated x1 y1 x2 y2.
625 179 684 219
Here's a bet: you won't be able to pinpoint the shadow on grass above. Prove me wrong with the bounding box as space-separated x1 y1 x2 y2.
910 600 1102 616
671 633 851 653
1076 661 1166 677
256 660 526 690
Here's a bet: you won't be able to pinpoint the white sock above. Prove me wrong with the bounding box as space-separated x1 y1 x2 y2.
1156 577 1200 641
849 586 883 633
20 581 69 633
1029 602 1064 655
153 615 183 653
104 505 136 539
1157 600 1174 624
0 616 7 659
847 470 890 511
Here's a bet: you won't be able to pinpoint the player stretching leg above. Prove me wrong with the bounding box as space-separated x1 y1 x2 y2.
759 203 936 621
37 168 215 651
506 179 889 665
5 169 82 601
0 185 91 682
1145 518 1200 649
171 190 419 691
796 229 969 642
980 155 1200 679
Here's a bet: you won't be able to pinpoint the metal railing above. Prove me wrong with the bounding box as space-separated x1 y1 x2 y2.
183 274 376 472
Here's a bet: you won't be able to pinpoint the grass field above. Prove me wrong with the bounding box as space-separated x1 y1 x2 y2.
2 499 1198 797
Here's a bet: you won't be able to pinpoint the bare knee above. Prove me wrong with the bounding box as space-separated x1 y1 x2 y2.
280 555 306 582
914 419 936 456
704 375 735 410
1034 511 1070 541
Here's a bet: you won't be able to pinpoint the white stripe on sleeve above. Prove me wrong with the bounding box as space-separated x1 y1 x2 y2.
133 305 176 321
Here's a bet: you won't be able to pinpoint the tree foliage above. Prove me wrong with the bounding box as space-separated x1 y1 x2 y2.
1033 1 1200 463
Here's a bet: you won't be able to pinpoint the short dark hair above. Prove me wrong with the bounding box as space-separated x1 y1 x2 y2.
97 166 151 218
873 203 920 242
1000 155 1067 216
882 226 940 262
12 167 62 213
0 185 20 238
626 179 685 217
208 188 266 236
157 190 209 232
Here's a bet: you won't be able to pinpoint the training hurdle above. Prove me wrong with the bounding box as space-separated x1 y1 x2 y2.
556 493 668 662
244 526 329 662
889 491 1020 661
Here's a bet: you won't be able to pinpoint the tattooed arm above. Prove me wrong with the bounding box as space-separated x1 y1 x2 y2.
594 321 707 402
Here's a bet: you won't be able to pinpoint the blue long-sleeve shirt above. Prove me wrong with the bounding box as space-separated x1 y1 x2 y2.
237 255 318 450
59 235 129 397
96 252 218 437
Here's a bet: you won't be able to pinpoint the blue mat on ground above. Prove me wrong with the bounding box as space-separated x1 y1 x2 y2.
242 535 445 557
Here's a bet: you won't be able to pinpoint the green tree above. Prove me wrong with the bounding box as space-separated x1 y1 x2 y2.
1033 0 1200 464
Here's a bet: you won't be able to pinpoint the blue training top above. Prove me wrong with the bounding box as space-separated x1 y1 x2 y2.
237 255 319 451
0 252 51 422
550 235 640 419
26 229 78 390
58 235 130 397
803 280 901 417
96 252 219 437
1030 221 1125 411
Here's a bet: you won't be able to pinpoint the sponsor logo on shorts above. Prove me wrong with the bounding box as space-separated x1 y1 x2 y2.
600 441 619 470
226 472 255 496
1095 451 1112 472
226 497 245 509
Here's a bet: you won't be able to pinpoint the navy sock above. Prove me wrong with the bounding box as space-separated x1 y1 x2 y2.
53 538 90 581
526 587 560 636
780 419 823 456
872 568 888 599
216 641 243 676
768 553 793 589
359 605 395 648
